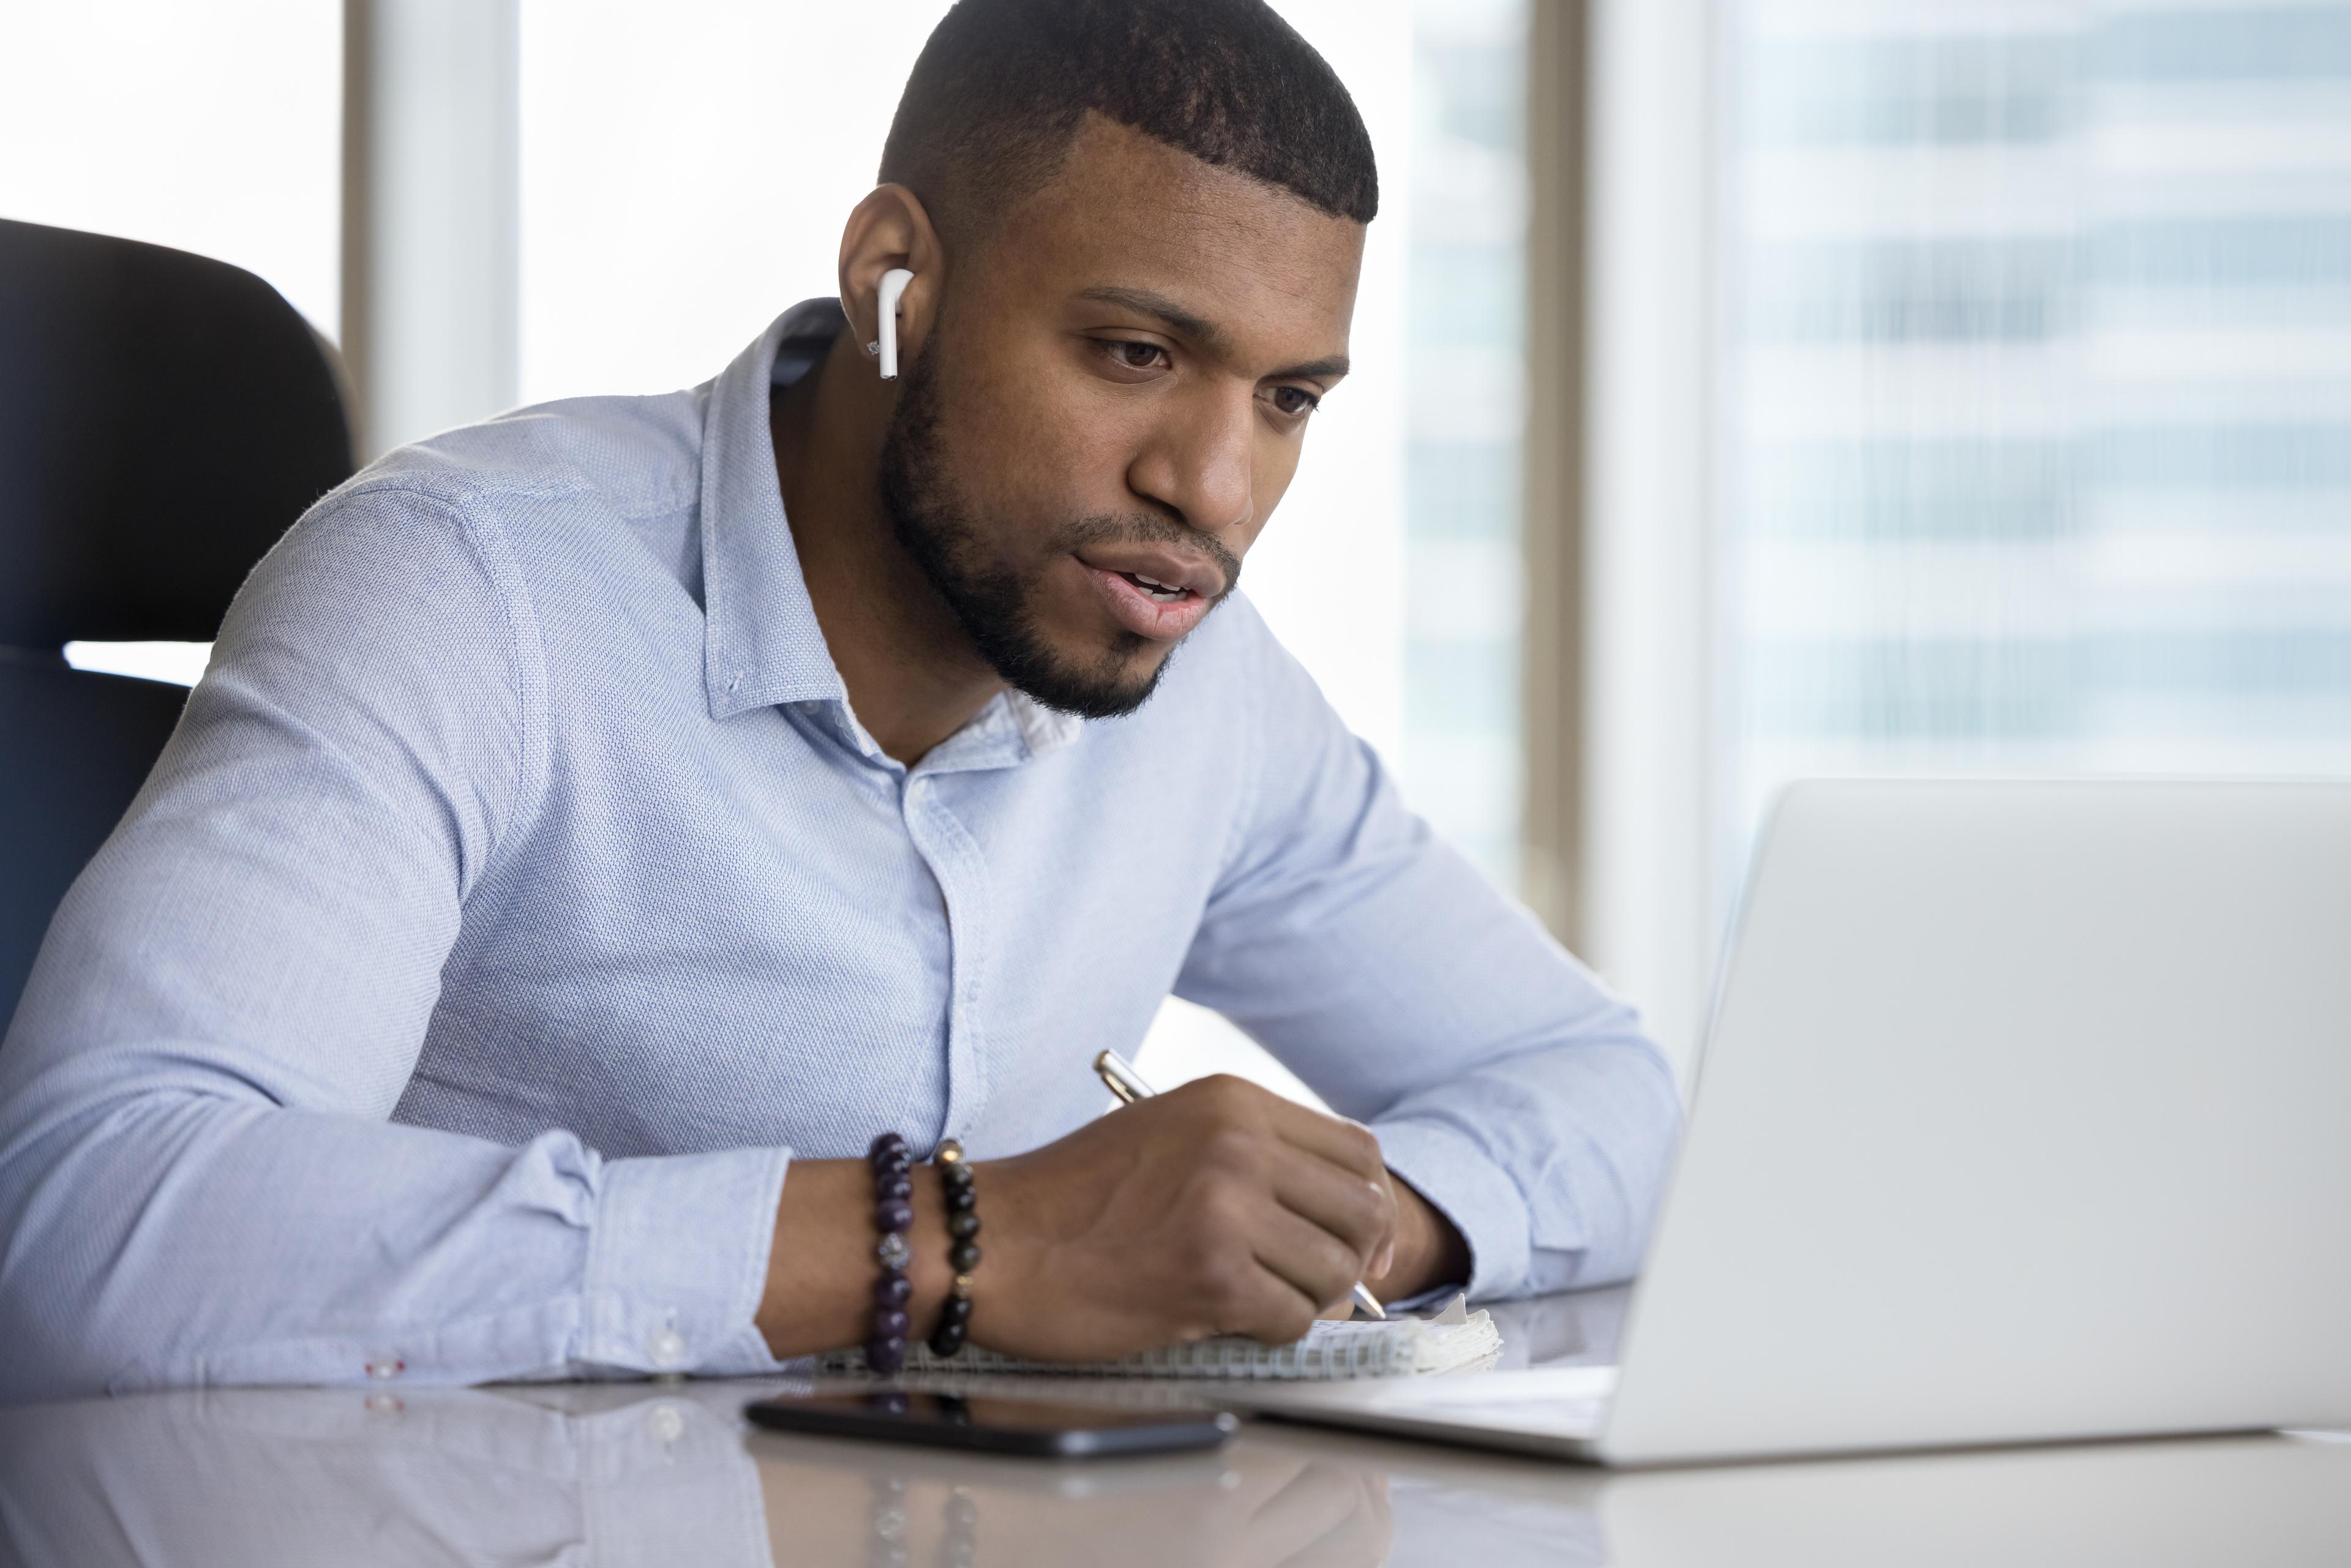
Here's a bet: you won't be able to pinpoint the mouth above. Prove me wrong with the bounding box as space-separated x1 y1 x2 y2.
1119 569 1191 603
1078 559 1217 642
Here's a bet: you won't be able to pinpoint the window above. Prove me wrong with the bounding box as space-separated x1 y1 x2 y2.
1717 0 2351 903
0 2 342 339
2 2 342 689
1400 0 1529 892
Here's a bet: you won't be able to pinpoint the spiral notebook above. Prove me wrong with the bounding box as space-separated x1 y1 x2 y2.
819 1294 1502 1381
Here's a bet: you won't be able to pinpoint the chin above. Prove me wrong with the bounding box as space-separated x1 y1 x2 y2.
1011 628 1174 721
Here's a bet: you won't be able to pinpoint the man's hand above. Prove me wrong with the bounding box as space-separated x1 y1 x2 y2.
753 1074 1469 1364
973 1075 1462 1361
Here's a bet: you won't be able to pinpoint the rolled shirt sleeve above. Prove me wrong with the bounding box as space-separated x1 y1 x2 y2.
1176 606 1682 1301
0 482 786 1401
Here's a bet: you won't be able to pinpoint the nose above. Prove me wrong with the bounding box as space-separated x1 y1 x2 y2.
1126 385 1256 544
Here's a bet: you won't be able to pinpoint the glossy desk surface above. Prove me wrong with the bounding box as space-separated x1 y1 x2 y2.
4 1288 2347 1567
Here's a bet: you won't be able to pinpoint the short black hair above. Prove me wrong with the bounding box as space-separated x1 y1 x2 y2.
879 0 1379 247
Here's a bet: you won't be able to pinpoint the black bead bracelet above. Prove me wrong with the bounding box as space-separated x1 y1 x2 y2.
866 1131 914 1375
928 1139 979 1359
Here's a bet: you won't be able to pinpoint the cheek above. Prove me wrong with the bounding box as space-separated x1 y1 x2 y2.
935 350 1130 519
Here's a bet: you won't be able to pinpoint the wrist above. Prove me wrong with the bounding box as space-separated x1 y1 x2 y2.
754 1153 958 1359
1376 1168 1471 1303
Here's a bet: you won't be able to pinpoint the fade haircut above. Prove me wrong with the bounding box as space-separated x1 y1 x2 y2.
879 0 1379 251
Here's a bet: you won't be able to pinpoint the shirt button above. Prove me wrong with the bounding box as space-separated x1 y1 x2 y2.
364 1356 404 1380
648 1327 687 1370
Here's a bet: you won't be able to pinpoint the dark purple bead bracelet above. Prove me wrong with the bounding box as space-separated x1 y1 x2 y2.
929 1139 978 1359
865 1131 914 1375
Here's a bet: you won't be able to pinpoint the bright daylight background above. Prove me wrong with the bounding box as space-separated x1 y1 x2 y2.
1715 0 2351 912
4 0 2347 1087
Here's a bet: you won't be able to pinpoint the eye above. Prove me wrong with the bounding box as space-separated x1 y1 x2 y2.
1098 338 1170 372
1266 385 1321 419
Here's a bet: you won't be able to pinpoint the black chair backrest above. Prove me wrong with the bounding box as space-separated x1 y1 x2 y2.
1 218 354 1026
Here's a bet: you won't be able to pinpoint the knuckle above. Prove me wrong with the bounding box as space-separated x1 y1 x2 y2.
1201 1127 1265 1179
1205 1075 1267 1125
1194 1073 1248 1109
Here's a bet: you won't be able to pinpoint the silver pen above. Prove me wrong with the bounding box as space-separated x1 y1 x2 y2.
1093 1048 1387 1321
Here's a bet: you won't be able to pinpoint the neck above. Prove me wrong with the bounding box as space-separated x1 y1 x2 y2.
770 332 1005 765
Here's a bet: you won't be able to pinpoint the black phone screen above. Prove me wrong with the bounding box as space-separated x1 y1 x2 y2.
744 1389 1238 1457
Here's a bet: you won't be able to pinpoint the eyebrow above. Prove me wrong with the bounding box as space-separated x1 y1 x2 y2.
1273 353 1351 381
1077 285 1350 383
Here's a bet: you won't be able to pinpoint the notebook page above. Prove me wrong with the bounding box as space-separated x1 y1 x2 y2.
817 1295 1502 1381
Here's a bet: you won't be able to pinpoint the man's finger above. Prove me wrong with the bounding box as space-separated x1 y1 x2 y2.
1261 1095 1387 1182
1267 1143 1394 1264
1250 1206 1367 1321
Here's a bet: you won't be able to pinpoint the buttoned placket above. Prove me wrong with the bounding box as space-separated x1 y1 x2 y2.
795 696 1039 1149
708 301 1084 1155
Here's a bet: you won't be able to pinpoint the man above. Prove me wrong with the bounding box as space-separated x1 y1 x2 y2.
0 0 1677 1401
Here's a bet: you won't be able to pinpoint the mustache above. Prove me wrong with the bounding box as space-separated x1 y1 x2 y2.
1046 514 1243 601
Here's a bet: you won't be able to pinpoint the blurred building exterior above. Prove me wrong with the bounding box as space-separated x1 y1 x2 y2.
1721 0 2351 895
1400 0 1529 891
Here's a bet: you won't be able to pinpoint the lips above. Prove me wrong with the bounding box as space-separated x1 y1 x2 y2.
1073 546 1226 601
1079 560 1215 641
1071 544 1224 642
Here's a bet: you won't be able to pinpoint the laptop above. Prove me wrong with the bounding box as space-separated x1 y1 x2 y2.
1225 779 2351 1465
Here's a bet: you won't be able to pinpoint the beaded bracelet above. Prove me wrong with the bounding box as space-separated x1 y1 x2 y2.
928 1139 980 1359
866 1131 914 1375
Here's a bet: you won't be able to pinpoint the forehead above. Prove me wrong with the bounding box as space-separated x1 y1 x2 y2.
970 113 1365 356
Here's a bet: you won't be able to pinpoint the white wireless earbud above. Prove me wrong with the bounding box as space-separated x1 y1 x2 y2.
875 268 914 381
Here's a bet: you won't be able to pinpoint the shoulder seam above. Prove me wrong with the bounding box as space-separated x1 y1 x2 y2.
308 484 553 888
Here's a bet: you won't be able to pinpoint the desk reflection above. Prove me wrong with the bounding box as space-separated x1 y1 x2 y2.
0 1380 1392 1568
1 1284 2346 1568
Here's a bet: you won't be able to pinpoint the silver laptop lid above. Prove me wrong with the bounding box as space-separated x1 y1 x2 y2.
1600 779 2351 1465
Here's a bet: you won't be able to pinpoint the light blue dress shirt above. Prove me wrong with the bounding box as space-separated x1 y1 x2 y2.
0 302 1679 1403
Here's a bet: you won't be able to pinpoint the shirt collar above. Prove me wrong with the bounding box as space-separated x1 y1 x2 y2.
700 298 855 721
697 300 1084 763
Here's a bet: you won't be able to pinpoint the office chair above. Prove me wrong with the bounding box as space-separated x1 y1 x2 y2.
0 217 354 1030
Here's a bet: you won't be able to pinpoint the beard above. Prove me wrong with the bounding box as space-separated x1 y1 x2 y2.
876 331 1239 721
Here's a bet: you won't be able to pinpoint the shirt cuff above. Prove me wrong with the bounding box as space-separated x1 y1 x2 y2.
579 1145 792 1377
1371 1117 1531 1305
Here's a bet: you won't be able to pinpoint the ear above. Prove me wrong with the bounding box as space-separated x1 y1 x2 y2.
838 185 944 377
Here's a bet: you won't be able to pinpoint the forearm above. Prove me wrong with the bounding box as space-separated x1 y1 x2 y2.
0 1084 786 1401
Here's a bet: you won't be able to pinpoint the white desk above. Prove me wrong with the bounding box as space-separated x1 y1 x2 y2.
3 1289 2345 1566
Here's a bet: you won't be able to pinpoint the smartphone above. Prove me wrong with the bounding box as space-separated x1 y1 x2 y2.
744 1389 1239 1458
